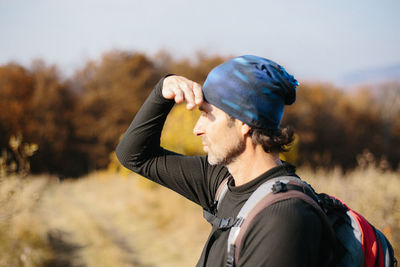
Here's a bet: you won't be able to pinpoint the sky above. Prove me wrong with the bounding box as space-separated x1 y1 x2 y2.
1 0 399 84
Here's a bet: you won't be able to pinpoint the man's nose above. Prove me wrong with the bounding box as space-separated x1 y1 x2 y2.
193 117 204 136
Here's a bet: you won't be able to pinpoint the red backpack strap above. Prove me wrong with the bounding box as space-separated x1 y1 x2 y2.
332 197 385 267
350 209 380 267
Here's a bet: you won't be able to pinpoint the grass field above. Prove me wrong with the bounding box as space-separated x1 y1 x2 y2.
0 165 399 266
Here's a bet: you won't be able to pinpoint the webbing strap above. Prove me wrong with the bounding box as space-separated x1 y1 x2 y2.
215 177 230 210
226 244 235 267
203 209 238 229
203 177 233 229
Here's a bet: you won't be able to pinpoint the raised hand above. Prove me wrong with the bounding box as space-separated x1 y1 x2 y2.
162 76 203 110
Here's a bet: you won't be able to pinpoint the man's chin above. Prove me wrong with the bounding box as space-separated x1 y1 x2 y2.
206 157 216 165
207 155 229 166
206 155 219 166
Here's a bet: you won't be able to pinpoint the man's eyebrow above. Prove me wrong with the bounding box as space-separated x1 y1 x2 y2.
199 104 211 112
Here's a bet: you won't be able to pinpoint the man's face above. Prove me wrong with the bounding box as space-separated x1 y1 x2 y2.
193 102 245 166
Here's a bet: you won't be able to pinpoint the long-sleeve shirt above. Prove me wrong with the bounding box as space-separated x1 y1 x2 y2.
116 77 333 267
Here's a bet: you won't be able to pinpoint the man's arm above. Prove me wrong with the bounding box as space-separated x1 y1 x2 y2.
116 76 228 208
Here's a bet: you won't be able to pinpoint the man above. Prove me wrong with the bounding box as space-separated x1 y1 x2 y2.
116 55 334 266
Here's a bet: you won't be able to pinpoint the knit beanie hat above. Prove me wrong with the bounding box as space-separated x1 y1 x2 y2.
202 55 299 130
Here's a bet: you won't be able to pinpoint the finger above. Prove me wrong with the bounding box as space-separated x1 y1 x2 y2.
174 87 184 103
180 83 196 109
192 82 203 105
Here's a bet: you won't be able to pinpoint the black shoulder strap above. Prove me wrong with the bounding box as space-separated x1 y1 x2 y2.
203 176 338 267
226 177 338 267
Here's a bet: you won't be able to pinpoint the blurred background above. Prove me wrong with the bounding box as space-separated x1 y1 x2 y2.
0 0 399 266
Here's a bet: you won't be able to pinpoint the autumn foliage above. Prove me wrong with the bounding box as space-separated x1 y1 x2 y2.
0 51 399 177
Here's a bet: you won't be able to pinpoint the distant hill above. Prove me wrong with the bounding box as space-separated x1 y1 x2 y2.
339 64 400 88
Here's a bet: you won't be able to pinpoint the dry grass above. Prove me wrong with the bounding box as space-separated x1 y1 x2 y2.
0 176 53 267
0 166 398 266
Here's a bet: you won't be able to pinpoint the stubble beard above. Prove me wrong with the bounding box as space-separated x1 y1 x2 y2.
207 139 246 166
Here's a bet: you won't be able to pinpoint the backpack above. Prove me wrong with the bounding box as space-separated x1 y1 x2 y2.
203 176 398 267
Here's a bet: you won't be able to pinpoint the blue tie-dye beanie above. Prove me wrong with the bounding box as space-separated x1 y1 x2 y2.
202 55 299 130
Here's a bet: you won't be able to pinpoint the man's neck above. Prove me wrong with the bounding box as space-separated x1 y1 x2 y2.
227 144 282 186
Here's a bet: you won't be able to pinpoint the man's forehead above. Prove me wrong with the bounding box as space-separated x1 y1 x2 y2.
199 101 229 117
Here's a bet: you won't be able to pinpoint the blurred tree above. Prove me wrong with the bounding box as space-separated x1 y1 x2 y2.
0 63 34 147
284 83 344 168
73 51 161 170
0 63 35 173
26 60 83 176
1 51 398 176
283 82 398 170
374 82 400 169
0 62 83 176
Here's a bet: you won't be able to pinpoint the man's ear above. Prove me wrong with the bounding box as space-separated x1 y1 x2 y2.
239 122 251 136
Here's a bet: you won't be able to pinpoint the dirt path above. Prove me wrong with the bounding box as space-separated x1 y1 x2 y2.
37 179 142 267
33 173 210 267
35 175 208 267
